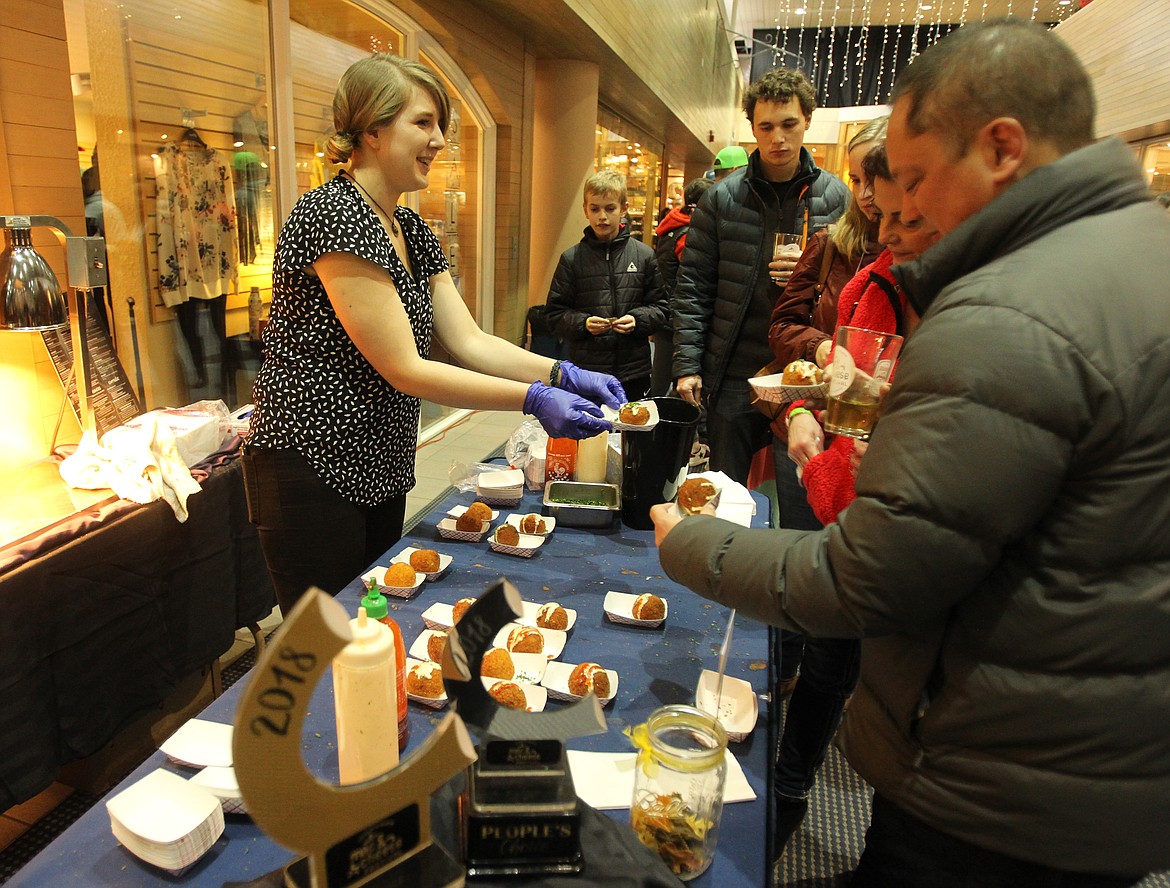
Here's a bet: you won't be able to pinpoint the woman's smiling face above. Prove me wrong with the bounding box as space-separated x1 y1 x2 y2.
367 86 446 193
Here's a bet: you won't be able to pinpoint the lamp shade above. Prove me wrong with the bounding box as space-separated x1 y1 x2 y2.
0 224 68 331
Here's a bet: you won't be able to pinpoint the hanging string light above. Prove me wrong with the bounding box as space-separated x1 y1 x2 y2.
856 0 874 105
812 0 827 90
908 0 922 67
960 0 971 28
886 0 908 102
840 0 859 91
825 0 841 101
875 13 892 103
1030 1 1040 21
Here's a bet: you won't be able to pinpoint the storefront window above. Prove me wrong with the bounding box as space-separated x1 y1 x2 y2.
1139 137 1170 197
594 121 662 245
68 0 275 410
67 0 490 437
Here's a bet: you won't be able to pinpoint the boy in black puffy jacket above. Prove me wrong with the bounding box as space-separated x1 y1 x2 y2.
544 170 668 399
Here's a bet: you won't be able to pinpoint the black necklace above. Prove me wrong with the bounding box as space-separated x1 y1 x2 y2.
345 171 400 238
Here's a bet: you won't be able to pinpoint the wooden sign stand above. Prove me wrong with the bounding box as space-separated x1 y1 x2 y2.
232 589 476 888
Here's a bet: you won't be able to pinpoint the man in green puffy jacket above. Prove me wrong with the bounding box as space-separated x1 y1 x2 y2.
654 19 1170 886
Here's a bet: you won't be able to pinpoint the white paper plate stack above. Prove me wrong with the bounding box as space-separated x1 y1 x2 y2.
156 719 245 815
476 468 524 506
107 769 225 873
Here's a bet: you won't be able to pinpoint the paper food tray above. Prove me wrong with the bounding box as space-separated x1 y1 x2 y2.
476 489 523 507
363 564 425 600
420 602 456 631
389 546 453 580
160 719 233 769
448 504 500 521
541 660 619 706
492 621 567 659
409 627 448 662
516 600 577 632
405 658 448 709
602 400 660 431
437 517 489 541
106 769 224 873
480 678 547 712
488 531 544 558
748 373 829 407
504 513 556 535
603 590 668 628
477 468 524 489
695 669 760 743
188 766 247 816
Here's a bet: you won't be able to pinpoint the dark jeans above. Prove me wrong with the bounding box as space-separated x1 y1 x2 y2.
650 330 673 397
242 446 406 616
853 794 1147 888
620 374 652 402
706 378 773 485
772 447 861 800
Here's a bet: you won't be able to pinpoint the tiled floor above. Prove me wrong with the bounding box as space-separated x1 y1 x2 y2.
0 407 522 858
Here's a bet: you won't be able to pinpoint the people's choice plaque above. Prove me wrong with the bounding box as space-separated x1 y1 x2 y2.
233 590 475 888
442 578 607 876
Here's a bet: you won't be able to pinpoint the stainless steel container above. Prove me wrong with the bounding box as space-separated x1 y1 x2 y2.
542 481 621 528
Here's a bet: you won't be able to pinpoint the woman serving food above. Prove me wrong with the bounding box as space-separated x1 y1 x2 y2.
244 53 625 615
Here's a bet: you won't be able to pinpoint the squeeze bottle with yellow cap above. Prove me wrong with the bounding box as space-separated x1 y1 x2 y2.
361 577 409 752
332 606 399 784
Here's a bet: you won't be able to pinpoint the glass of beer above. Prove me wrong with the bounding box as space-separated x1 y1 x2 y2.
772 233 803 285
822 326 904 440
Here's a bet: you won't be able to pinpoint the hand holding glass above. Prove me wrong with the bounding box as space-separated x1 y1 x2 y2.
772 233 802 285
823 326 904 440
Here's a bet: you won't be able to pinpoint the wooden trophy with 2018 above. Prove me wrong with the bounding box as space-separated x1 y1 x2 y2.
232 579 606 887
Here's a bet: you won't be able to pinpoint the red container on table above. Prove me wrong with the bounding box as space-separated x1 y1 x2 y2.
545 437 577 483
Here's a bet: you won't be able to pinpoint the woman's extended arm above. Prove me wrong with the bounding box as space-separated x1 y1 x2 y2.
316 252 546 410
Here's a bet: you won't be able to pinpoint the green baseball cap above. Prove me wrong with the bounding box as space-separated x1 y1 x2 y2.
713 145 749 170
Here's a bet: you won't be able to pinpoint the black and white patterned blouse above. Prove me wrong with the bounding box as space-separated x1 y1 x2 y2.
247 174 449 505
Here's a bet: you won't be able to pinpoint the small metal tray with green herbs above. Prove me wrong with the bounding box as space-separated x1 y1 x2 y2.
542 481 621 527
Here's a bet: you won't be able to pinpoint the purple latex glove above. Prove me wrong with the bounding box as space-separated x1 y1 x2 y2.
524 382 612 439
557 360 626 410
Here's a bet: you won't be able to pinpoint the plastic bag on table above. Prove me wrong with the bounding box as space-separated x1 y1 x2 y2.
505 419 549 490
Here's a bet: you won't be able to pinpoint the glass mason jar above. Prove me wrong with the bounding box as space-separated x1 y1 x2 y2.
629 704 728 880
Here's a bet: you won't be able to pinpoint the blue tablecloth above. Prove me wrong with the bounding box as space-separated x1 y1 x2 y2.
8 482 773 887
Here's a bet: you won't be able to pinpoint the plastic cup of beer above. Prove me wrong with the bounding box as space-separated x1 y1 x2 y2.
822 326 904 440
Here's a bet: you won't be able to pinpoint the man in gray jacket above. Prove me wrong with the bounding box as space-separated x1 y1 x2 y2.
654 19 1170 885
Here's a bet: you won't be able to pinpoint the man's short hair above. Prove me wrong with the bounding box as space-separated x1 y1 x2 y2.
743 68 817 124
890 18 1095 155
684 177 713 208
584 170 626 204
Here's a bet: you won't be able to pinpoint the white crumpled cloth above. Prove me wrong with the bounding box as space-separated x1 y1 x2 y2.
59 413 203 521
